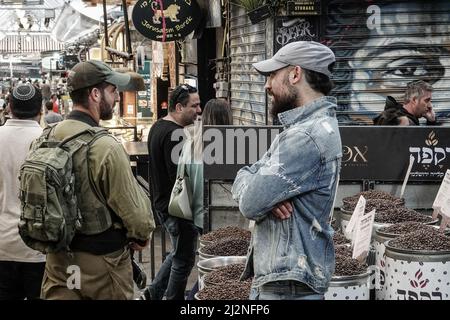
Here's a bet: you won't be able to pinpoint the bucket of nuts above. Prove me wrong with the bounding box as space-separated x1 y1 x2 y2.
383 228 450 300
199 226 251 248
374 222 443 300
339 201 435 242
198 237 250 262
203 263 250 288
195 280 252 300
341 190 405 211
325 245 370 300
196 256 247 290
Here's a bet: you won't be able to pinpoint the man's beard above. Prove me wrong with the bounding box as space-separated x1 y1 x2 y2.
99 96 113 120
269 79 298 118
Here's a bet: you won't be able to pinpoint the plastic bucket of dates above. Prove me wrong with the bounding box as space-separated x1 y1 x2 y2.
383 228 450 300
199 226 251 248
374 222 444 300
197 256 247 290
325 245 370 300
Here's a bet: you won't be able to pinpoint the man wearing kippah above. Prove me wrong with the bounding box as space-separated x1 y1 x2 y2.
232 41 342 300
0 83 45 300
39 60 155 300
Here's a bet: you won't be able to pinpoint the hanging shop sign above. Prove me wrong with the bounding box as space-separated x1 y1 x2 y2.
286 0 321 16
64 55 80 70
132 0 201 42
137 61 153 118
203 126 450 182
273 16 319 53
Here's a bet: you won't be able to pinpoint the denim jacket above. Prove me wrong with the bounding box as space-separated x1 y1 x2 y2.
232 96 342 294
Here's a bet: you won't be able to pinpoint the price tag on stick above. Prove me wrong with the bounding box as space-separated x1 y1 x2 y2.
345 196 366 241
400 155 415 199
432 169 450 221
439 198 450 231
352 209 376 263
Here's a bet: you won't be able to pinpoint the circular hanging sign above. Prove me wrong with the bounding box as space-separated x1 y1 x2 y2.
132 0 201 42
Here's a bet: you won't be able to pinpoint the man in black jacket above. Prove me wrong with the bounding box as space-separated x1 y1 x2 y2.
142 84 201 300
374 80 437 125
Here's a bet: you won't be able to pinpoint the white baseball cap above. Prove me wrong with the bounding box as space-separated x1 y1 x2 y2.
253 41 336 78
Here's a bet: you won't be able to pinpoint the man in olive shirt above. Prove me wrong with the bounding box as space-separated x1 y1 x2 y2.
40 60 155 300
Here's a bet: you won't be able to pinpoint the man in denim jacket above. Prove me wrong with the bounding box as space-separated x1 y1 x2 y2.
232 41 342 300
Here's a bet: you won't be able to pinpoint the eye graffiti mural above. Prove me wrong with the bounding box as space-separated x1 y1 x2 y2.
323 0 450 125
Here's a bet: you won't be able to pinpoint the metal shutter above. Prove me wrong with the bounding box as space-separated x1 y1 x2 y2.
229 4 267 125
323 0 450 125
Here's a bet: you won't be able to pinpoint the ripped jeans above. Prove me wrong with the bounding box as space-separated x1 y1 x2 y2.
148 215 199 300
250 280 324 300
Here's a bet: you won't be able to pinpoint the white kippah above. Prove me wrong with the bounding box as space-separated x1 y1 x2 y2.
12 83 36 101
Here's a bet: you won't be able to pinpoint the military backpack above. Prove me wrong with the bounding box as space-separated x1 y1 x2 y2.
18 125 109 254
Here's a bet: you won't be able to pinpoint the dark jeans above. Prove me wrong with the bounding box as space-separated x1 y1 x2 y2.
148 216 199 300
250 280 324 300
0 261 45 300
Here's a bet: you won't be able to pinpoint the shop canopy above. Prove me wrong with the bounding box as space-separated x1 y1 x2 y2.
0 0 117 53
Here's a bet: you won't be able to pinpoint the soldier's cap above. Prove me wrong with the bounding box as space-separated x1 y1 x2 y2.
253 41 335 78
67 60 131 92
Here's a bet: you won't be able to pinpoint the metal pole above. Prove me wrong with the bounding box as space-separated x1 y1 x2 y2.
49 58 52 83
102 0 109 49
9 57 13 78
121 0 132 57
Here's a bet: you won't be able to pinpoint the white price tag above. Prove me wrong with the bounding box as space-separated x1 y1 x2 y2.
352 209 376 263
432 169 450 221
345 195 366 237
400 155 415 199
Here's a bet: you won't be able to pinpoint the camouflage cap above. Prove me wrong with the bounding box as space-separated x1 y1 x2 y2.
67 60 131 92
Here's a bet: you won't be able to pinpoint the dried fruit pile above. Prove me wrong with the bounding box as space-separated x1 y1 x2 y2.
197 281 251 300
200 226 251 242
342 198 404 213
342 190 404 208
334 245 367 276
375 207 433 224
389 228 450 251
334 254 368 276
378 221 435 235
202 238 249 256
333 232 350 245
204 263 248 285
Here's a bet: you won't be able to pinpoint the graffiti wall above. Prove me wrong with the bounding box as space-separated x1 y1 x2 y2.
323 0 450 124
